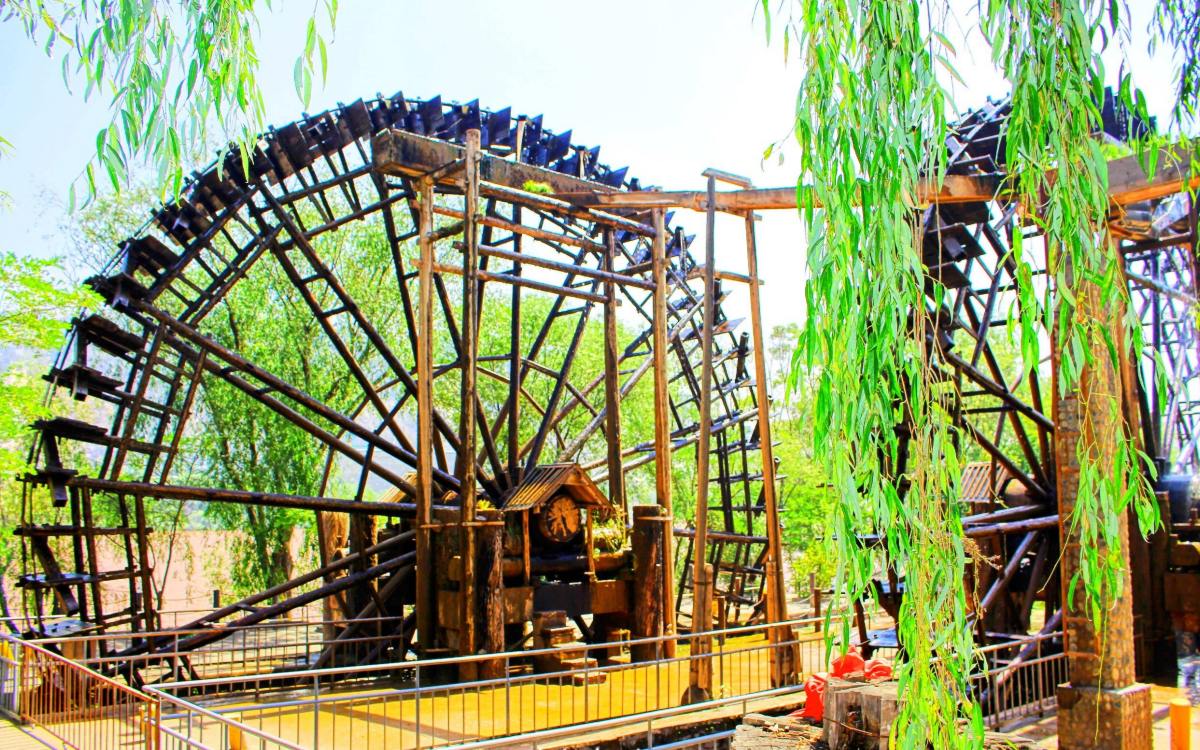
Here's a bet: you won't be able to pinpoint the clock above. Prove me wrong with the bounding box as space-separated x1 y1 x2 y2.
538 495 581 543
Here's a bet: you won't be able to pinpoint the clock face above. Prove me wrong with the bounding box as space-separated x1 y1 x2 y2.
538 495 581 544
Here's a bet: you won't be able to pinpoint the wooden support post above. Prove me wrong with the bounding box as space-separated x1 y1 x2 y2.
458 129 482 679
1052 230 1151 749
478 509 505 679
630 505 666 662
742 210 796 685
603 229 626 518
415 177 436 654
651 208 677 655
685 562 715 703
133 496 155 630
809 570 818 624
507 203 522 487
686 174 719 702
80 488 105 644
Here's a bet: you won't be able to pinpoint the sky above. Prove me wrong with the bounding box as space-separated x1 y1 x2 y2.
0 0 1185 335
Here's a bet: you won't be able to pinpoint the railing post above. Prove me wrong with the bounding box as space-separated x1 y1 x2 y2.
17 639 27 723
151 698 162 750
313 675 320 749
415 663 423 750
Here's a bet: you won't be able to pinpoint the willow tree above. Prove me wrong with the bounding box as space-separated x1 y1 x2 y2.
767 1 1197 747
2 0 338 202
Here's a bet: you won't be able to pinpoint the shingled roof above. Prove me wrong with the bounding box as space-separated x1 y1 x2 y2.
501 463 610 513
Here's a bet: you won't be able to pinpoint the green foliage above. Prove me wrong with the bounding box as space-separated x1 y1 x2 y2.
767 325 836 588
0 254 98 475
763 0 1200 745
773 1 981 746
0 253 97 352
521 180 555 195
2 0 338 202
0 253 99 613
983 0 1160 629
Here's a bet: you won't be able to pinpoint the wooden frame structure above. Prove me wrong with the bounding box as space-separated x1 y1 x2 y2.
14 91 1199 725
17 92 794 690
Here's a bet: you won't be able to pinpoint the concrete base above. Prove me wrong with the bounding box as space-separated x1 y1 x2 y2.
1055 682 1152 750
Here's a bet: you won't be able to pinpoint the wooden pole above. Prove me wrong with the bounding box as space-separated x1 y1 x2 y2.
651 208 677 656
458 129 482 677
603 229 626 519
742 211 796 684
507 204 522 487
686 174 718 701
478 509 505 679
416 177 436 654
631 505 666 662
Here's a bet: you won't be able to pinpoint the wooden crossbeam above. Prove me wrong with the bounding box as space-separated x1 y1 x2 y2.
547 146 1198 213
372 129 649 233
70 477 445 516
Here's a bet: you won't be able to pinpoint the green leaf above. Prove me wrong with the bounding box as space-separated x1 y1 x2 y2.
293 56 306 105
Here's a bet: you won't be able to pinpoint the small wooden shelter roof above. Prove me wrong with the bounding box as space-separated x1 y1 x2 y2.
502 463 610 512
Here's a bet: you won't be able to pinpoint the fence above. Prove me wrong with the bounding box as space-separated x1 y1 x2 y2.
0 615 1068 749
149 617 827 750
150 691 306 750
433 688 800 750
29 615 407 689
0 632 161 750
972 630 1067 731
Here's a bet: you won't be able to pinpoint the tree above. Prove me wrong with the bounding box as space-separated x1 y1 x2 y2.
1 0 337 201
0 253 98 620
764 0 1199 746
0 254 97 474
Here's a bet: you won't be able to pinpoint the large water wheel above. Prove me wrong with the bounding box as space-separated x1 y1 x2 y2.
17 91 784 676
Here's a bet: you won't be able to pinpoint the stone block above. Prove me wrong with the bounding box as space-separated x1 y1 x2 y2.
1055 682 1152 750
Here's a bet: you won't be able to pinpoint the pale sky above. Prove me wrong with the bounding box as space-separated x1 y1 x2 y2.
0 1 1185 335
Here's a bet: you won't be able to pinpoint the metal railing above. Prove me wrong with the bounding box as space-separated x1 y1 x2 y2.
436 687 799 750
148 616 832 750
972 630 1067 731
0 614 1068 749
0 632 161 750
149 690 306 750
30 615 407 688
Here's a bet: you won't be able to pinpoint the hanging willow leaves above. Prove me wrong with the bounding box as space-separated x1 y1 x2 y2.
760 0 1200 745
780 1 981 747
1 0 339 203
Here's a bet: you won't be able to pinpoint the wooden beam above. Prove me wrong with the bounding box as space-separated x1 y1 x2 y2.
372 128 649 234
743 212 795 685
551 177 1000 212
416 177 436 655
70 477 432 516
688 174 719 702
651 209 677 653
458 129 481 676
603 230 626 518
1106 145 1200 205
548 144 1198 213
374 128 614 199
